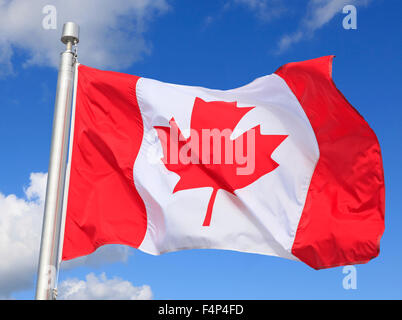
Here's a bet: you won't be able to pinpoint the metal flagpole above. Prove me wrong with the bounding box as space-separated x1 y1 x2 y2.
35 22 80 300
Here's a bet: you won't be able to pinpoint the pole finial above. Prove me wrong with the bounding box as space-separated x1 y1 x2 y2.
61 22 79 45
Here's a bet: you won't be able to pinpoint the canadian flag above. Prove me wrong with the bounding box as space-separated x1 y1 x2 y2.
61 56 385 269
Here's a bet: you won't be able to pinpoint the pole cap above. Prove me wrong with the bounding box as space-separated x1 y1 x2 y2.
61 22 80 44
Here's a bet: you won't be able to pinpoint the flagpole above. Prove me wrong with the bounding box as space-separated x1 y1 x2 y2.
35 22 79 300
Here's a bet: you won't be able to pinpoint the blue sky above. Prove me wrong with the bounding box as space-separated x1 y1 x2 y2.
0 0 401 299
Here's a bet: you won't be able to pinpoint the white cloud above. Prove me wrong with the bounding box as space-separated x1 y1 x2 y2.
0 0 169 76
0 172 135 299
229 0 287 21
0 39 13 76
0 172 45 298
203 0 287 28
24 172 47 203
58 273 152 300
276 0 372 53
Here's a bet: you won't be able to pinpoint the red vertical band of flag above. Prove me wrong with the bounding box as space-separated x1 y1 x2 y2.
61 65 147 260
276 56 385 269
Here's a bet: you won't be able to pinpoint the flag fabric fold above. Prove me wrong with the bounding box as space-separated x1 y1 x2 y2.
61 56 385 269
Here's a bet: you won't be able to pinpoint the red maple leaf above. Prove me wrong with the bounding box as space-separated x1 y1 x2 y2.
154 97 287 226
